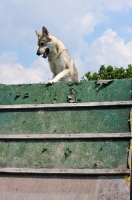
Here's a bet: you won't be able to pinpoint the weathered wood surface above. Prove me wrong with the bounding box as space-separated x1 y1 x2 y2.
0 101 132 109
0 79 131 199
0 79 131 105
0 132 131 139
0 107 131 134
0 168 130 174
0 140 129 169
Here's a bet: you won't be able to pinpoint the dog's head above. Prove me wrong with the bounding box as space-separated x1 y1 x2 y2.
35 27 51 58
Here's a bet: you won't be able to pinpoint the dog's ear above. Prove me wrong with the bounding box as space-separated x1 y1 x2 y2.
42 27 49 36
35 31 42 39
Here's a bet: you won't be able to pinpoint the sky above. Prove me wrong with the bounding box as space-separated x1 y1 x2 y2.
0 0 132 84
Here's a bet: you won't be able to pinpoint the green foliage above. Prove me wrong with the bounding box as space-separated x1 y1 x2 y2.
84 64 132 80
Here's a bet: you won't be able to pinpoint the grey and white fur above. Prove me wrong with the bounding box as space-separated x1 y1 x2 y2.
36 26 78 84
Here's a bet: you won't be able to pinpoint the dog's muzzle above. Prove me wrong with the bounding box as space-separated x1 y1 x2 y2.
36 48 50 58
36 50 41 56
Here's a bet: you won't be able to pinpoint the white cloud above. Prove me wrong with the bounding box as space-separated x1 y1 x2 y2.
0 52 51 84
30 57 52 81
74 56 87 79
1 0 131 48
85 29 132 72
65 11 105 35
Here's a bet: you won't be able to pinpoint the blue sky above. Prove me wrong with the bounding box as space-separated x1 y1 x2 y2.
0 0 132 84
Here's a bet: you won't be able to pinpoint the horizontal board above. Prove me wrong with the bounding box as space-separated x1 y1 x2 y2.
0 133 131 139
0 79 131 105
0 140 129 169
0 108 130 134
0 101 132 109
0 168 130 174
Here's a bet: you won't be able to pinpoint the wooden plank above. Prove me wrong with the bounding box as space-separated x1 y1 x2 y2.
0 133 131 139
0 101 132 110
0 168 130 175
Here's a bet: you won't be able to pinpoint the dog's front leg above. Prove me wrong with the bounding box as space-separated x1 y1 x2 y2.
48 69 70 84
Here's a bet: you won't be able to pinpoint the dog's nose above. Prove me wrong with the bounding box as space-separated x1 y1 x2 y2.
36 50 41 56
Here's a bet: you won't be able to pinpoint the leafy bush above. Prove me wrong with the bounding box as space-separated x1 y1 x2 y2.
84 64 132 80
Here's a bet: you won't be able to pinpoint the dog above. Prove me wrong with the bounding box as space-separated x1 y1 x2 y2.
35 26 78 84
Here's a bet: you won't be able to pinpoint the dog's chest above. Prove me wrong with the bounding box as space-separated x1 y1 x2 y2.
49 58 66 74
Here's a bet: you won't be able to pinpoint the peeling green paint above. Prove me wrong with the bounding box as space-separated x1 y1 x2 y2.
0 79 131 105
0 79 131 169
0 140 129 169
0 107 130 134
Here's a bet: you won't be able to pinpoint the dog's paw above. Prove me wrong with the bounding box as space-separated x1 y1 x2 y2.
47 79 54 84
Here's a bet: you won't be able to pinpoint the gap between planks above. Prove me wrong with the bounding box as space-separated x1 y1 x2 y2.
0 168 130 175
0 133 131 139
0 101 132 110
